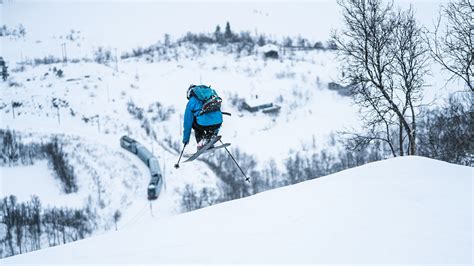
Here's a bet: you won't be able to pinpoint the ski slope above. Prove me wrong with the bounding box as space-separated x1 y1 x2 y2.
2 156 472 264
1 0 357 254
1 0 469 261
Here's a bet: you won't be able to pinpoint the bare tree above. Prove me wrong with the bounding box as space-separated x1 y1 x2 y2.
113 210 121 231
392 7 430 155
333 0 428 156
418 93 473 166
427 0 473 91
2 130 20 165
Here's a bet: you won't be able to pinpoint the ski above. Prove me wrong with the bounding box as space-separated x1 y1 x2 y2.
199 143 231 155
183 135 222 163
183 143 230 158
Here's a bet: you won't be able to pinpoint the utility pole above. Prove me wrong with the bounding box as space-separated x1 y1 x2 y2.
94 115 100 133
11 101 15 119
106 84 110 103
11 101 22 119
61 43 67 66
20 52 24 71
114 48 118 72
56 105 60 125
52 98 68 125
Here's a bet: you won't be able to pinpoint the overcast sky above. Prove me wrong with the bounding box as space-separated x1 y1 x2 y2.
2 1 448 55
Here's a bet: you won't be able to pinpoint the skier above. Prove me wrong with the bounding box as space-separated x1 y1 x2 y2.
182 84 223 150
175 85 249 182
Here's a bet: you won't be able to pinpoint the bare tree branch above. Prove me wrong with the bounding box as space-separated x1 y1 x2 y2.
426 0 473 91
333 0 428 156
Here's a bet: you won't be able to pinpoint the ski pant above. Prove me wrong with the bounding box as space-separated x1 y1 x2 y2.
192 120 221 143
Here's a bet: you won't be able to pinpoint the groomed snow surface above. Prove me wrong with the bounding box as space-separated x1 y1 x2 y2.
2 156 472 264
0 160 83 208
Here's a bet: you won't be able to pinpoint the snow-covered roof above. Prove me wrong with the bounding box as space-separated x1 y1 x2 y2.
258 43 280 53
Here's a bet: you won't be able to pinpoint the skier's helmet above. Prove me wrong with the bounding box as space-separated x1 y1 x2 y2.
187 84 196 99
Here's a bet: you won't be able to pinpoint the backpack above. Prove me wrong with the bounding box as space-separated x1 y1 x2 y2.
191 85 222 115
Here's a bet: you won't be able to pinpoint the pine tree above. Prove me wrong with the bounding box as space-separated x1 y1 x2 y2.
224 22 233 40
257 35 266 46
214 25 223 43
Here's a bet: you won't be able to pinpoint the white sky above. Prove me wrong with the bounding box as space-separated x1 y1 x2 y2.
2 0 447 46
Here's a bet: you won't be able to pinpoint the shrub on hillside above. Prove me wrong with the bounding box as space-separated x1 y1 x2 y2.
94 47 112 64
0 195 94 258
180 184 218 212
418 94 473 166
44 138 77 193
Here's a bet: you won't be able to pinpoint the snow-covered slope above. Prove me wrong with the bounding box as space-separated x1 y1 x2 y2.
1 0 468 261
2 156 472 264
0 47 354 228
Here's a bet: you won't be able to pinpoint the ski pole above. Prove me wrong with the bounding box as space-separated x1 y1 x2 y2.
174 144 187 169
220 140 251 183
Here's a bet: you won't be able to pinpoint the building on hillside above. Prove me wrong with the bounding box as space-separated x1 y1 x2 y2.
259 44 279 59
241 100 281 114
264 50 279 59
328 82 353 97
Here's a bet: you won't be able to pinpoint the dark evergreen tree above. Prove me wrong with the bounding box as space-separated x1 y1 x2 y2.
257 35 266 46
214 25 223 43
224 22 233 40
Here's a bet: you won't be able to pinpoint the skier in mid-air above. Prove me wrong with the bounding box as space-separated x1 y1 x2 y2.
175 84 250 182
182 84 223 150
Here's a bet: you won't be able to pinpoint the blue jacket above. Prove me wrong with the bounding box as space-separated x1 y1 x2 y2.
182 96 223 144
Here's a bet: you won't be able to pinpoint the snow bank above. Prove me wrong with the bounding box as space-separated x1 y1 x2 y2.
2 156 472 264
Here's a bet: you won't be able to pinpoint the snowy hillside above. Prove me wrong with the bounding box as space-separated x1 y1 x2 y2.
2 0 470 261
0 41 356 226
2 156 472 264
1 1 361 239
